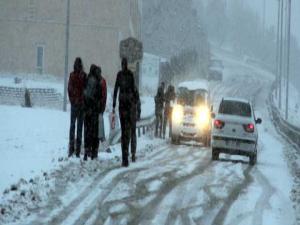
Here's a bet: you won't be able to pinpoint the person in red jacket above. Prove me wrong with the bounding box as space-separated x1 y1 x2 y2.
68 57 87 157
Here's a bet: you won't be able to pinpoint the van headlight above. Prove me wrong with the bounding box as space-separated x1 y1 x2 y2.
196 106 210 127
172 105 184 123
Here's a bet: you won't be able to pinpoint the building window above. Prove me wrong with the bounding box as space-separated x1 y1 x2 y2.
37 46 44 73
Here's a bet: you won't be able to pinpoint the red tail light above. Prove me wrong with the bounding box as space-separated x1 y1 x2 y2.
214 119 225 129
243 123 255 133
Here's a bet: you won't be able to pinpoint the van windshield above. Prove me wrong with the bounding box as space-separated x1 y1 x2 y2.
177 88 206 106
218 100 252 117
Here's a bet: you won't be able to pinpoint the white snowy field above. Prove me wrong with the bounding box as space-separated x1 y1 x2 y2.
0 93 155 194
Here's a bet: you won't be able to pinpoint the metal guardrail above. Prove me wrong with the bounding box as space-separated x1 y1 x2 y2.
268 85 300 148
109 114 155 145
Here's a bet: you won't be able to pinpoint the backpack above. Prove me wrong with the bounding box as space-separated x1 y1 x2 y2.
84 75 100 106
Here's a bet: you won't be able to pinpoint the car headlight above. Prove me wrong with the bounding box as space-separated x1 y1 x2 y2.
172 104 184 123
196 106 210 127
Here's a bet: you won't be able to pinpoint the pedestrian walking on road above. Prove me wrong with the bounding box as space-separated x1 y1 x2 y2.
154 82 165 138
130 86 141 162
113 58 136 167
68 57 87 157
163 85 176 139
84 65 102 160
98 72 107 139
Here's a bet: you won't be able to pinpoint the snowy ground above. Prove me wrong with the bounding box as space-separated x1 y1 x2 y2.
0 51 299 225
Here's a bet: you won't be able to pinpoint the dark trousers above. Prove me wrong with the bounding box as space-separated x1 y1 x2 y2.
155 111 163 138
119 109 132 164
69 105 84 154
131 115 137 157
84 111 99 158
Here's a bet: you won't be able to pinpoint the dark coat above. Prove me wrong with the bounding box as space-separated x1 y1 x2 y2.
68 71 87 106
99 77 107 114
84 70 101 113
132 86 141 121
113 68 135 110
155 86 164 114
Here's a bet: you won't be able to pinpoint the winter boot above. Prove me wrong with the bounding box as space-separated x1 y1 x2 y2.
75 147 81 158
132 154 136 162
83 154 88 161
68 144 75 157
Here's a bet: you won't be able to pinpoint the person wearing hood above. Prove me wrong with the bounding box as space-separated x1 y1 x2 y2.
84 64 102 160
68 57 87 157
112 58 136 167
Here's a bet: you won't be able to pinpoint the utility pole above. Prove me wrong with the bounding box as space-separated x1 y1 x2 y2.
285 0 291 120
263 0 266 37
275 0 281 98
278 0 284 109
63 0 71 112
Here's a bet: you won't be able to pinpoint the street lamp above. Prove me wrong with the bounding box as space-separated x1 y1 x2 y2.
285 0 291 120
63 0 70 112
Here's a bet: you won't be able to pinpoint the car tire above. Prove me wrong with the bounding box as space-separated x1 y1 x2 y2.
212 148 219 161
249 145 258 165
249 153 257 165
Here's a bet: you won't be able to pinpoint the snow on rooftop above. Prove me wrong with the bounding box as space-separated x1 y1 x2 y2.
178 80 209 91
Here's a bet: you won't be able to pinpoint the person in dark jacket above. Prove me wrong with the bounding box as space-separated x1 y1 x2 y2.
84 65 102 160
113 58 136 167
163 85 176 139
155 82 165 138
98 73 107 143
130 86 141 162
68 57 87 157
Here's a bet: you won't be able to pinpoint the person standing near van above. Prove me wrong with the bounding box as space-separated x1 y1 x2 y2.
68 57 87 157
154 82 165 138
163 85 176 139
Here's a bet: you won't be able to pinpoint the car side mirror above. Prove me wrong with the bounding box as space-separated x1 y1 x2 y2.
211 112 216 119
256 118 262 124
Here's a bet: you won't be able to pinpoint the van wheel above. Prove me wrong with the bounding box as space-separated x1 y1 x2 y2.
212 148 219 161
171 135 180 145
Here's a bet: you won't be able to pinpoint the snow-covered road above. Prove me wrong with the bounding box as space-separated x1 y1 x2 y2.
2 53 298 225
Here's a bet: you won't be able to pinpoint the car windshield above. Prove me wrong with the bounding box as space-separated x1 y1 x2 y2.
218 100 251 117
177 88 206 106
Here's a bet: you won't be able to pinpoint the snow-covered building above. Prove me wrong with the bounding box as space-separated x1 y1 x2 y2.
140 53 166 94
0 0 141 84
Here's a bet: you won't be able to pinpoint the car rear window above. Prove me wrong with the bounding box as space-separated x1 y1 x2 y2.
218 100 251 117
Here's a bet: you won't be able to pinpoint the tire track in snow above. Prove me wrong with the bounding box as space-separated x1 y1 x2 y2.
128 150 212 225
25 144 171 225
210 165 253 225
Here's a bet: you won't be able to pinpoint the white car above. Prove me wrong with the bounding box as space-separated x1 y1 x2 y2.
171 80 212 146
211 97 262 165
